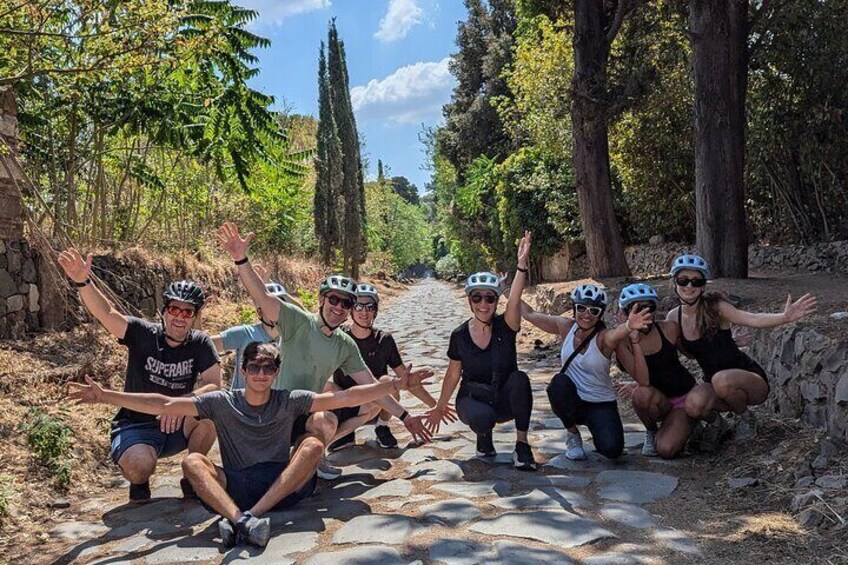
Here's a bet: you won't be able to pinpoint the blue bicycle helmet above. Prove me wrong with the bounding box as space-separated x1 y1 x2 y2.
670 254 709 278
618 283 659 310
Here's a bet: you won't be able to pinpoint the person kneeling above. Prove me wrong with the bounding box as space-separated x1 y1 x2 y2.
69 341 428 549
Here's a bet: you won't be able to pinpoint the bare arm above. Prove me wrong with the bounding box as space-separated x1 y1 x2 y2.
615 340 649 386
58 248 128 338
348 369 407 418
68 376 199 417
311 378 400 413
435 360 462 410
504 230 532 331
718 294 817 329
520 300 572 337
393 363 437 408
601 306 653 354
193 364 221 396
210 334 225 352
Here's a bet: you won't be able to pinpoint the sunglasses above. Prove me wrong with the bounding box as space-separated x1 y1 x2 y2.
675 277 707 288
354 302 378 313
574 304 603 317
244 363 279 376
165 305 197 319
325 295 355 309
470 294 497 304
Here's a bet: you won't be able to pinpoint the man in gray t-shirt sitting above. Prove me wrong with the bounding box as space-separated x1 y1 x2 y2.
69 341 428 548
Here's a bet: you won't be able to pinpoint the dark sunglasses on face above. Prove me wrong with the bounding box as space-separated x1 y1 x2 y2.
354 302 378 313
471 294 497 304
165 305 196 319
675 277 707 288
574 304 603 317
326 295 355 309
244 363 279 376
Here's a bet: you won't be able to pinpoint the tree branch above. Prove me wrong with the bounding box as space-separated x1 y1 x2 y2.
606 0 637 45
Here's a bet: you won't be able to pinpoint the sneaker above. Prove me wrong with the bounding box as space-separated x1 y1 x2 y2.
699 413 732 453
512 441 538 471
317 457 343 480
565 431 587 460
180 477 197 500
642 429 659 457
687 420 705 452
218 518 237 548
328 431 355 452
475 432 496 458
129 481 151 502
734 411 758 440
375 424 399 449
236 512 270 548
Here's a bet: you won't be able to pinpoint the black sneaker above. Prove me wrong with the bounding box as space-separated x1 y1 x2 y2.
329 431 356 452
375 424 399 449
475 432 496 457
513 441 538 471
129 481 151 503
180 477 197 500
218 518 237 548
236 511 271 548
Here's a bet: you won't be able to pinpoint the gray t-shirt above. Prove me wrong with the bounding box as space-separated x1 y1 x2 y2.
194 389 314 471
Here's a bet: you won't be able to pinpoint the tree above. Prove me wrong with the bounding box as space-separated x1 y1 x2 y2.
377 159 385 183
390 176 420 205
327 21 366 278
314 42 343 265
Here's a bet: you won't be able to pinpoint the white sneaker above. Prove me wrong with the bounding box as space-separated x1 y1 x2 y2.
317 457 342 480
642 429 658 457
565 431 586 460
735 411 758 440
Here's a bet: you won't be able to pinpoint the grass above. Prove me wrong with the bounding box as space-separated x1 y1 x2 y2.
18 407 75 488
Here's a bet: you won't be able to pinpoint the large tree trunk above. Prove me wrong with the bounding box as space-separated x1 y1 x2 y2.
690 0 749 278
571 0 631 278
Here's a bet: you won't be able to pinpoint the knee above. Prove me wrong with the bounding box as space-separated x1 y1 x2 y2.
189 418 216 438
547 373 574 401
311 412 339 440
631 387 656 410
711 372 735 397
119 447 157 482
297 436 325 462
594 433 624 459
655 438 680 460
685 392 711 419
181 452 209 476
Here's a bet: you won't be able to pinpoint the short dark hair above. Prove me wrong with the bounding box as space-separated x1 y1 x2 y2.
241 341 281 370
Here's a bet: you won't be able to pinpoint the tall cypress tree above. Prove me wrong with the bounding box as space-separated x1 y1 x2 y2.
327 21 367 278
314 41 344 266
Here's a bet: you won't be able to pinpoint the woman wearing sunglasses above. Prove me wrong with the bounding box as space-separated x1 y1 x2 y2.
615 283 697 459
326 284 444 451
666 254 817 442
427 231 538 471
521 284 652 460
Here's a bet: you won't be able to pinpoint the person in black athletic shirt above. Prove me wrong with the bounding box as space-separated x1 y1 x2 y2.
666 254 816 445
427 231 538 471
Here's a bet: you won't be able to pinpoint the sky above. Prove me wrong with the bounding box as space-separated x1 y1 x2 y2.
237 0 467 193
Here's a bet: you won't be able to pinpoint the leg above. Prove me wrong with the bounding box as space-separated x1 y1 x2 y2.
684 383 720 420
117 444 158 484
497 371 533 443
711 370 769 414
631 386 669 430
456 394 497 435
303 411 338 447
654 409 694 459
547 373 584 433
183 417 216 455
330 403 381 444
181 453 236 521
250 437 323 516
583 401 625 459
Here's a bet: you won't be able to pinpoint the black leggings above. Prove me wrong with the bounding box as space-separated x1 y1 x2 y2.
456 371 532 436
547 373 624 459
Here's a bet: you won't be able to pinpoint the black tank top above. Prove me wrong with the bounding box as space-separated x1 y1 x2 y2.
677 307 766 382
644 325 696 398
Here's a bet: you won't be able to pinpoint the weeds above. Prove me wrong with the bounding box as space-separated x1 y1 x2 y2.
296 288 317 310
18 407 74 487
0 474 14 518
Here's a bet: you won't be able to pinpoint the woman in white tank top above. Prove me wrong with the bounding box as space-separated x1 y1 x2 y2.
521 284 651 460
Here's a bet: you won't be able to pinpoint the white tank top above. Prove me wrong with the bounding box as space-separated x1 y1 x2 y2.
559 324 616 403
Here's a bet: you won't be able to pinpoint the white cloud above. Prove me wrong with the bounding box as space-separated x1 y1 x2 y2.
374 0 425 42
351 58 455 125
238 0 331 24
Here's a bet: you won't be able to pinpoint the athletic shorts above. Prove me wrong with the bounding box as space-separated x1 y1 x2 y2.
667 394 688 411
109 420 188 464
223 461 317 512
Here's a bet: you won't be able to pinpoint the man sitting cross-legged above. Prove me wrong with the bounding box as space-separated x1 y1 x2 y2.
68 341 430 549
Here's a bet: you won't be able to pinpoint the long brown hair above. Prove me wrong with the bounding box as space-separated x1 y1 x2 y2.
697 292 732 340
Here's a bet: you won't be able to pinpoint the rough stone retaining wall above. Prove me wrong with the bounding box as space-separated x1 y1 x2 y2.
0 239 40 336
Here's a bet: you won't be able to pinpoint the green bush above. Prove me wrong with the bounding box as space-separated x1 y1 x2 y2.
19 407 74 487
296 288 318 310
435 254 463 280
237 306 256 325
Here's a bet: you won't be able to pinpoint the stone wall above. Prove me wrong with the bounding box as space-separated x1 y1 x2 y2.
749 241 848 274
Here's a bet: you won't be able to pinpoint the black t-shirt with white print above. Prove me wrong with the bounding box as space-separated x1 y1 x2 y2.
332 327 403 389
114 317 220 424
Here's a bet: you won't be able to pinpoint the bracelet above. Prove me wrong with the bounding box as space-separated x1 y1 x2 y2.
234 257 249 266
516 266 528 273
399 410 409 422
625 320 632 332
73 279 91 288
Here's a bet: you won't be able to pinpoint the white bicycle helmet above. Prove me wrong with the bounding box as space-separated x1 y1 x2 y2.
670 254 709 278
570 284 608 307
618 283 659 310
356 283 379 304
265 282 287 298
319 274 358 298
464 272 501 296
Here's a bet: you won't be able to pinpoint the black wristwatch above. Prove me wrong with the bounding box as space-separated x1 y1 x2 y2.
516 266 528 273
399 410 410 422
73 279 92 288
234 256 249 265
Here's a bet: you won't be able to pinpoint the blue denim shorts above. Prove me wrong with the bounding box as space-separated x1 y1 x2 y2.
109 420 188 464
224 461 317 512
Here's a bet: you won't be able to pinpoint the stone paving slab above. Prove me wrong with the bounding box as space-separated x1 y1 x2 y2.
355 479 413 500
220 530 319 563
599 503 657 529
331 514 416 545
654 528 703 557
143 538 223 564
404 459 466 482
49 521 110 541
429 537 491 565
545 452 623 472
486 540 576 565
489 488 589 511
303 545 404 565
595 470 679 504
429 480 511 498
470 510 616 548
418 498 483 526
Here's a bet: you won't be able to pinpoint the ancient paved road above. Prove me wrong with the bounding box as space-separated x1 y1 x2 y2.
45 279 702 564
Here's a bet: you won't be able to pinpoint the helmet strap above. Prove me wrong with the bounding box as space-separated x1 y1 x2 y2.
318 308 341 332
260 316 275 329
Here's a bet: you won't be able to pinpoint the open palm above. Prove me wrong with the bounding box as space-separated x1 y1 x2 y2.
57 248 93 283
517 230 532 267
216 222 254 261
784 293 817 322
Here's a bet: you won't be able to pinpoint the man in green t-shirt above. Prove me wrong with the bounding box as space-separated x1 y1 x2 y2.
217 223 433 470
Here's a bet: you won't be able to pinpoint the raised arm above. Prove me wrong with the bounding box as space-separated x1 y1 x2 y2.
311 371 428 412
68 376 199 417
216 222 283 324
718 294 817 329
520 299 572 337
614 338 649 386
58 248 129 339
504 230 531 331
600 306 653 355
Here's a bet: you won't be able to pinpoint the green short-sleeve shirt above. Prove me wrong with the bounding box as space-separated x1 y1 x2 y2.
275 300 368 392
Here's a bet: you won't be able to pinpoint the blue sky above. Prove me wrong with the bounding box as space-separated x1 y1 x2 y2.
237 0 467 193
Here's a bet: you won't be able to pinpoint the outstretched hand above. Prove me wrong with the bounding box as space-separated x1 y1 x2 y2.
58 248 93 284
216 222 254 261
516 230 532 269
401 364 434 390
424 404 457 435
67 375 107 404
784 293 817 322
626 306 653 332
402 414 433 444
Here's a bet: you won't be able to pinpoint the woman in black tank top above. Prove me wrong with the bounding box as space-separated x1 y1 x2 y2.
666 254 817 440
616 284 697 459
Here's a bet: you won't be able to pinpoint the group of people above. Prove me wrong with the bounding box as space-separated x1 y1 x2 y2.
61 223 816 549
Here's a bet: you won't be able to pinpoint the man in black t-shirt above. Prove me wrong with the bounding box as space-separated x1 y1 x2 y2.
327 284 444 450
59 248 222 502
